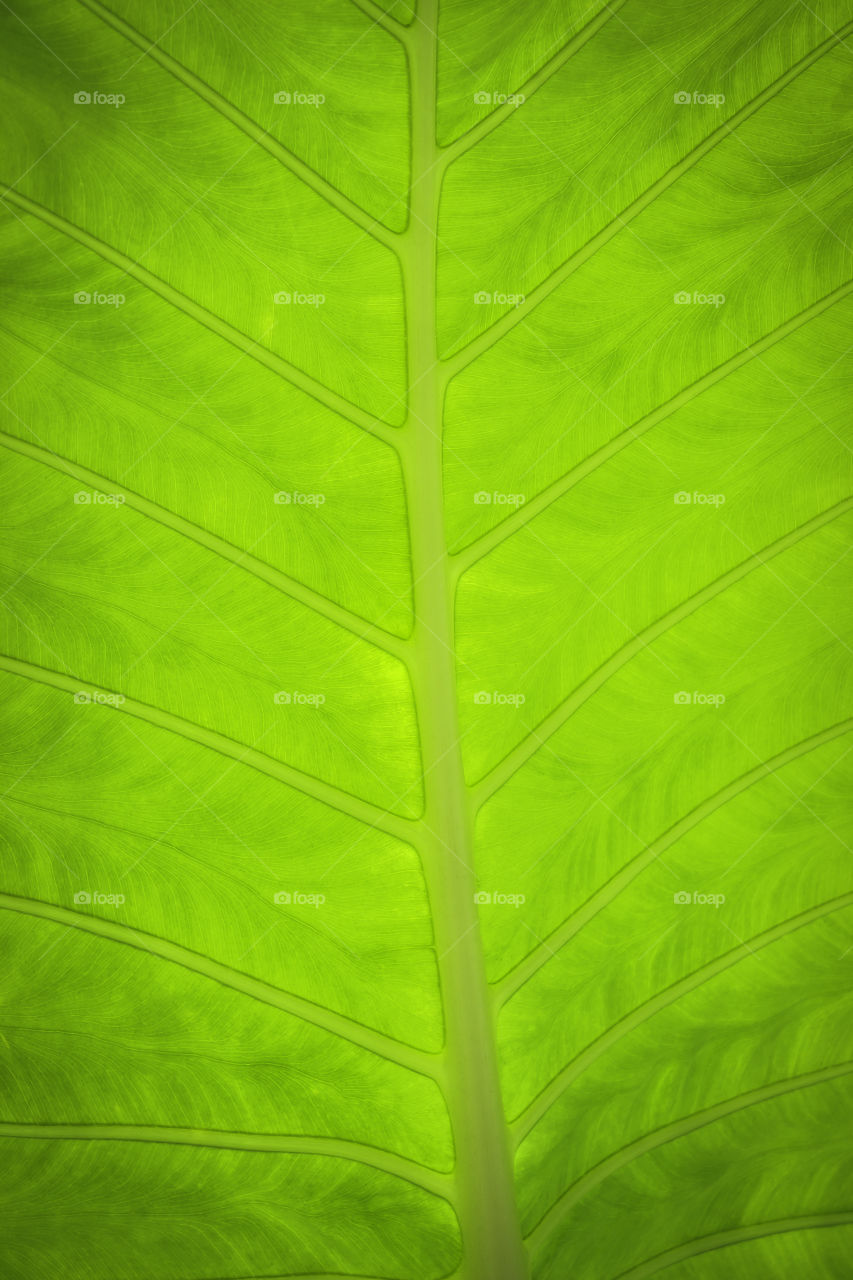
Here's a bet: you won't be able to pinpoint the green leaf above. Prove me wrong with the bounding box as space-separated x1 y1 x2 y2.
1 2 852 1279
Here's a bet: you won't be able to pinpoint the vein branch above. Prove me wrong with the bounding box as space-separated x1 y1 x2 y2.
453 281 853 573
441 0 629 166
497 719 853 1003
0 653 416 841
349 0 412 37
0 430 409 663
612 1213 853 1280
444 23 852 378
511 893 853 1143
526 1060 853 1253
77 0 401 249
0 187 398 446
473 499 853 808
0 890 438 1079
0 1120 451 1200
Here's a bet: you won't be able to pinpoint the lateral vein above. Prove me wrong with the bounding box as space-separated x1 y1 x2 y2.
0 187 397 446
77 0 401 248
526 1061 853 1252
0 891 438 1079
611 1213 853 1279
349 0 412 38
498 719 853 1003
0 430 409 662
0 654 416 840
511 893 853 1143
454 281 853 573
442 0 629 165
473 499 853 808
0 1121 452 1200
444 23 853 376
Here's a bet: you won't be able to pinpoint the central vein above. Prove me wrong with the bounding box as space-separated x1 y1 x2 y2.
397 5 529 1276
